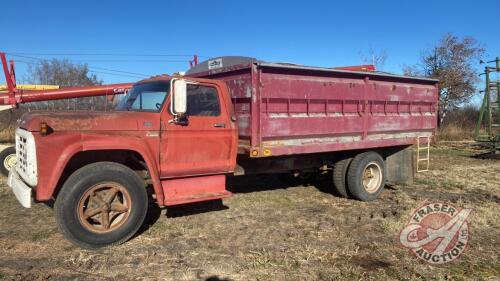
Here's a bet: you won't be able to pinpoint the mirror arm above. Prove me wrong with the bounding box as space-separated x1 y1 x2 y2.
168 113 189 126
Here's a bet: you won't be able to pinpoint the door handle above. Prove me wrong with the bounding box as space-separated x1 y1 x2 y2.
213 123 226 128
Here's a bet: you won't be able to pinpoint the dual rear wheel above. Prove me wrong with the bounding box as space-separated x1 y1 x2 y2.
332 151 386 201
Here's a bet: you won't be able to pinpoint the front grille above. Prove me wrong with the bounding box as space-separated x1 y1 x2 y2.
17 134 29 175
15 129 38 186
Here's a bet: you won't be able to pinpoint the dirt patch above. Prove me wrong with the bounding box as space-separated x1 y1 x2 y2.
0 143 498 280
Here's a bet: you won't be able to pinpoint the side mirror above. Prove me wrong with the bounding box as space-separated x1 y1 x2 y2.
172 79 187 115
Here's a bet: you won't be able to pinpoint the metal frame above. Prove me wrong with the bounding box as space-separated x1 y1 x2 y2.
416 136 430 172
475 57 500 154
0 52 133 107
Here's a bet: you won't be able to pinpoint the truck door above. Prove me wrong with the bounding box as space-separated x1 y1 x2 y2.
160 82 236 178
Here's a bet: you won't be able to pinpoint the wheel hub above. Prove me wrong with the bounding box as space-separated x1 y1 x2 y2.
78 183 132 233
4 154 16 171
362 162 382 193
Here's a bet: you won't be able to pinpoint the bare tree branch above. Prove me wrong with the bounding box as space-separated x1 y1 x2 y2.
23 59 106 111
403 33 484 125
359 48 388 70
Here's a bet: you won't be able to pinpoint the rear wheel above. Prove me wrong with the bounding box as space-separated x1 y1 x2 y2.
55 162 148 249
347 152 385 201
0 146 16 177
332 157 352 198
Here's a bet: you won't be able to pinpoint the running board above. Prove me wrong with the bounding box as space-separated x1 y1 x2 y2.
161 175 232 206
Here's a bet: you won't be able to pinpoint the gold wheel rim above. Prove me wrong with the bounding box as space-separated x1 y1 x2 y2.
362 162 382 193
4 154 16 171
77 182 132 233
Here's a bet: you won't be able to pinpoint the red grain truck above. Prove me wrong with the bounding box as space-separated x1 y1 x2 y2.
7 57 438 248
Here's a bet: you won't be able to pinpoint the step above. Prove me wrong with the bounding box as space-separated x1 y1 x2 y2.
161 174 231 206
165 191 232 206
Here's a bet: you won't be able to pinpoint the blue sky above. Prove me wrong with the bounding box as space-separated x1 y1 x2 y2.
1 0 499 92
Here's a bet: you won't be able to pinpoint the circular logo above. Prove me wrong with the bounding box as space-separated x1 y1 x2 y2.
399 202 471 264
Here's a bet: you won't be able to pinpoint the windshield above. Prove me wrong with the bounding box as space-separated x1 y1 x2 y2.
116 81 170 112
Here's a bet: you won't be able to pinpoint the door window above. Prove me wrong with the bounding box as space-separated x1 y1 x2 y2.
186 85 220 116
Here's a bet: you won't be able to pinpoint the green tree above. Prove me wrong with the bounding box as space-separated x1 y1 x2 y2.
404 34 485 125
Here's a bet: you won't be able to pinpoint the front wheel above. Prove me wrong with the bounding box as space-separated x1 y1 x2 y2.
347 152 386 201
55 162 148 249
0 146 16 177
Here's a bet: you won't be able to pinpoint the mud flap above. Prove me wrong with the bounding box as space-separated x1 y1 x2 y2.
385 146 414 186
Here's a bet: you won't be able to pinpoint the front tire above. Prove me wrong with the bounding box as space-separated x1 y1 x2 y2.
55 162 148 249
347 152 386 201
0 146 16 177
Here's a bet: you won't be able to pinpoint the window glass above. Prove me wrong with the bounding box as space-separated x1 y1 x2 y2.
116 81 169 112
130 91 166 111
186 85 220 116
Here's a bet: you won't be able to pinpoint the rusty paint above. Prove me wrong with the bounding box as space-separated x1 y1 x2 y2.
18 76 239 206
188 58 438 158
161 174 231 206
19 57 439 208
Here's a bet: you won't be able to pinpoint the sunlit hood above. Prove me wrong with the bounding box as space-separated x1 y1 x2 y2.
18 111 161 132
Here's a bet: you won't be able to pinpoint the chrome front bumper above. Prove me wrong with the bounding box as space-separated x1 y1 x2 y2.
8 169 32 208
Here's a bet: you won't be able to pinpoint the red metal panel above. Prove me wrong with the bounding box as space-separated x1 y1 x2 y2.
29 111 165 203
18 83 133 103
269 138 416 156
251 64 261 148
334 65 376 72
161 174 231 206
196 69 253 137
159 81 237 178
190 60 438 157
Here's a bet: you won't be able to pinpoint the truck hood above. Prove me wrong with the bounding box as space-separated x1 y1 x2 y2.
19 111 161 132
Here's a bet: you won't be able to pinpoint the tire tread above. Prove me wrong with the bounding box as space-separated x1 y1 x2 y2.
346 152 385 202
54 161 148 249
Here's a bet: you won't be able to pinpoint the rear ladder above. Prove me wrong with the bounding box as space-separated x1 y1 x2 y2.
416 136 430 172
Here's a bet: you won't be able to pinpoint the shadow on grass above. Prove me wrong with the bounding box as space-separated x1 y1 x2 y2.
135 173 342 232
136 199 230 235
165 200 228 218
226 172 341 197
205 276 233 281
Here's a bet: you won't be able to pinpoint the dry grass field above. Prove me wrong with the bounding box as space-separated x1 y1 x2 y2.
0 142 498 280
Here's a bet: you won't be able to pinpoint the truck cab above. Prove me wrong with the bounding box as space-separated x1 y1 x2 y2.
8 76 238 248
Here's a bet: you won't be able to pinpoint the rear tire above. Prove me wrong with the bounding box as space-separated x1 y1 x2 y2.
332 157 352 198
0 146 16 177
347 152 385 201
55 162 148 249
